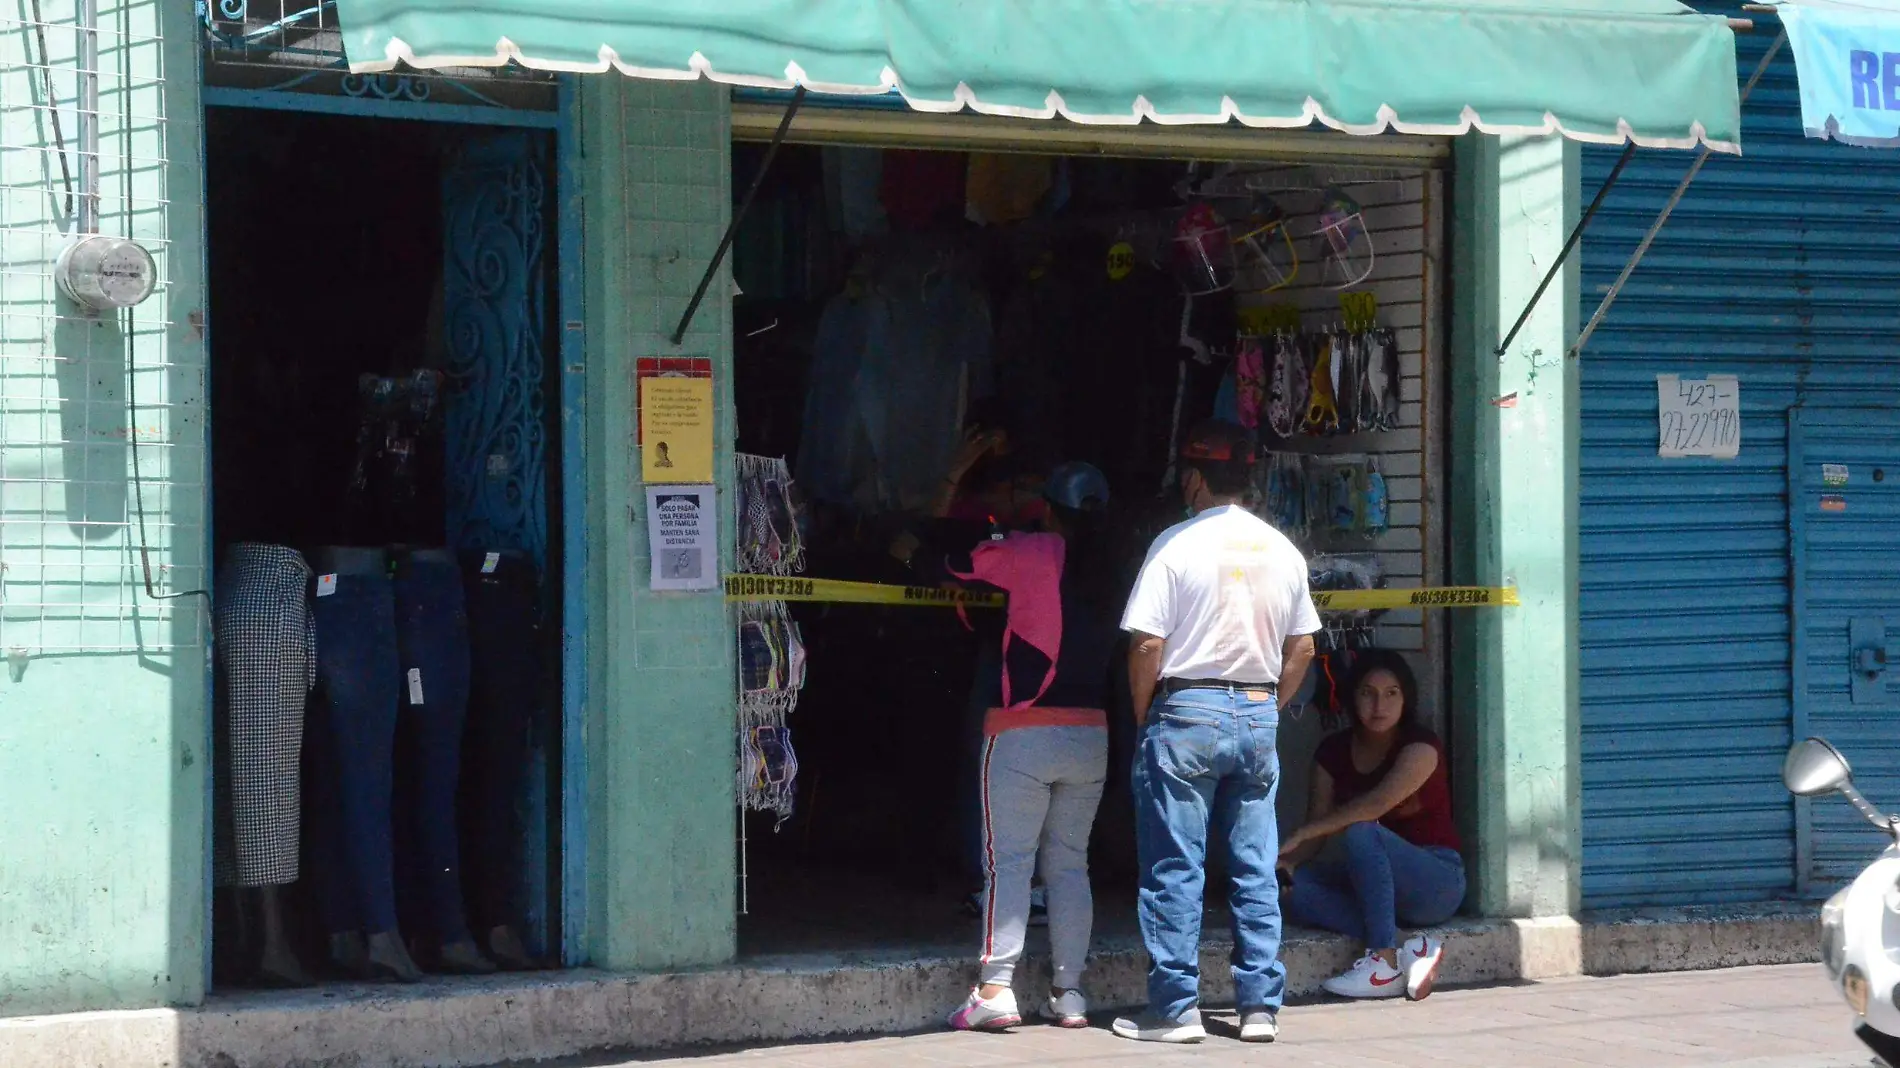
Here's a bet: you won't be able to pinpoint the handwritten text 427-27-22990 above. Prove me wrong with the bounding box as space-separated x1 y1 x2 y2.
1657 373 1740 460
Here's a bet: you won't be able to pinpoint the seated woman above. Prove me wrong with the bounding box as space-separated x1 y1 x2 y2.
1277 649 1465 1001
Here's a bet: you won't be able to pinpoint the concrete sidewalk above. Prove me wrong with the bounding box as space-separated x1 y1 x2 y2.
577 965 1865 1068
0 903 1822 1068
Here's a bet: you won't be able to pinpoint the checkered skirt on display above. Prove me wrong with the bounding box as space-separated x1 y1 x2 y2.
213 543 317 887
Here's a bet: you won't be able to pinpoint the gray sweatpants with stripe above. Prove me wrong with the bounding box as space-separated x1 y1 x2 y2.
978 725 1109 989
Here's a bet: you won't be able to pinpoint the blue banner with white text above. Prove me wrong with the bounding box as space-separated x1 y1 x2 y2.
1785 1 1900 146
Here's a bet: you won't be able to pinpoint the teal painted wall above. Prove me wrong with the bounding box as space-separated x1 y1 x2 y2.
1448 134 1583 919
0 0 209 1015
576 76 739 969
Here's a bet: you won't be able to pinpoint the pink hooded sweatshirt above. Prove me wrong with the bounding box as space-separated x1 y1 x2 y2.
949 531 1066 711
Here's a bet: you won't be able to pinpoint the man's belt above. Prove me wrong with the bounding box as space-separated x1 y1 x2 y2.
1161 678 1278 696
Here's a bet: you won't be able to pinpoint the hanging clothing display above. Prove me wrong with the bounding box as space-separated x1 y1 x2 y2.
796 240 992 513
880 149 967 231
736 597 806 825
1217 327 1400 443
1299 554 1387 733
737 454 806 576
735 454 810 829
822 147 887 240
214 542 318 888
965 153 1054 226
994 240 1198 496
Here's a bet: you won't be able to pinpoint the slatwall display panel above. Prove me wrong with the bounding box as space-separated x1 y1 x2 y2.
1234 168 1444 681
1222 166 1445 830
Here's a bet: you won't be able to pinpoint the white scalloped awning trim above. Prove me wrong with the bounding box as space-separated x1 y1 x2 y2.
355 39 1740 155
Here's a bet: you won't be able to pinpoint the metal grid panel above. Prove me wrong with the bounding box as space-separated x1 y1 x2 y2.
200 0 557 111
1 0 198 658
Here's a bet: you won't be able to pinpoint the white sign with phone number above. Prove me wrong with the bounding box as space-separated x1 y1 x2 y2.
1657 374 1740 459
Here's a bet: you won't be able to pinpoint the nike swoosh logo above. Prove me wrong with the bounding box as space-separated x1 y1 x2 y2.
1370 972 1402 987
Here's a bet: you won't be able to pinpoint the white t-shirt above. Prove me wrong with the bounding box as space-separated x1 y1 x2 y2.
1120 505 1322 684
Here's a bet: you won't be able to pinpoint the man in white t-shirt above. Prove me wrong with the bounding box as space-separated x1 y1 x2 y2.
1111 420 1319 1046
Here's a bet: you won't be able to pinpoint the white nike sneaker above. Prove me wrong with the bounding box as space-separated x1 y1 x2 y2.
1401 935 1444 1001
1041 989 1089 1028
1321 953 1407 999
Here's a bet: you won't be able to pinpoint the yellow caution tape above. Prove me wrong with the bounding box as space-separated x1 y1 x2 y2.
724 575 1517 612
724 574 1005 608
1312 586 1520 611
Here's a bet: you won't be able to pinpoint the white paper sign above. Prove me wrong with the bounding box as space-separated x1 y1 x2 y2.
646 484 718 591
1657 374 1740 459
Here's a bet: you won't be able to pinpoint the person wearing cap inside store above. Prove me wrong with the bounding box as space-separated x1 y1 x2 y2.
891 417 1055 924
1112 420 1320 1046
900 461 1119 1032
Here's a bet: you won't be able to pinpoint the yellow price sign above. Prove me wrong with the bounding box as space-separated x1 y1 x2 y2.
1340 291 1378 333
1107 242 1136 282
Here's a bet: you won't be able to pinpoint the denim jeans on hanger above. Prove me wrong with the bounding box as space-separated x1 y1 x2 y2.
457 548 542 936
306 546 403 937
391 547 474 945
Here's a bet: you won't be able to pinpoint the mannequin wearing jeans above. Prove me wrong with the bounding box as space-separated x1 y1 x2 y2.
457 548 543 969
306 545 491 979
306 546 421 981
391 547 491 974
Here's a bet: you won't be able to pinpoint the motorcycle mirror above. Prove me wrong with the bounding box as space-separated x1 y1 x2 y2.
1784 737 1855 797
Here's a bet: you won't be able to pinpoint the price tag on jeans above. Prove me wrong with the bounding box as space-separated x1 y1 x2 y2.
407 668 424 705
481 552 501 574
316 574 337 598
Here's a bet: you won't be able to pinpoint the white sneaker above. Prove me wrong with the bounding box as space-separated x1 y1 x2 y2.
1321 953 1406 999
948 987 1021 1031
1110 1009 1206 1043
1041 989 1089 1028
1401 935 1444 1001
1238 1008 1279 1042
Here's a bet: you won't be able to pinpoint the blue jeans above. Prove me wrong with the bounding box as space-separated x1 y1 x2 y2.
458 548 542 935
307 548 403 935
1285 820 1466 950
391 549 474 945
1134 689 1284 1020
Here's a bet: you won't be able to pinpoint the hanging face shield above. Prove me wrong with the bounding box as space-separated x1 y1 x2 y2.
1171 201 1235 296
1315 184 1376 289
1233 194 1299 294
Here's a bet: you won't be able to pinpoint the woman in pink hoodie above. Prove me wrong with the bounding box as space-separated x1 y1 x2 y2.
905 462 1117 1031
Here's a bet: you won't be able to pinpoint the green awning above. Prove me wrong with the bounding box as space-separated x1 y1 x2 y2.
336 0 1744 153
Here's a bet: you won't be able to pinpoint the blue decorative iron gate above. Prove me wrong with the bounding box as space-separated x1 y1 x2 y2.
441 130 551 570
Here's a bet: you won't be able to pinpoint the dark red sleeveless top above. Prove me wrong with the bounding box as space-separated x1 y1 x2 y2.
1314 729 1461 852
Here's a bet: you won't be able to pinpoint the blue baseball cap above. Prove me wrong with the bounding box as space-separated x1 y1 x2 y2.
1044 462 1110 512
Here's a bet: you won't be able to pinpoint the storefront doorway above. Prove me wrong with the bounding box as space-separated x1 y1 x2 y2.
725 128 1451 958
203 106 563 988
